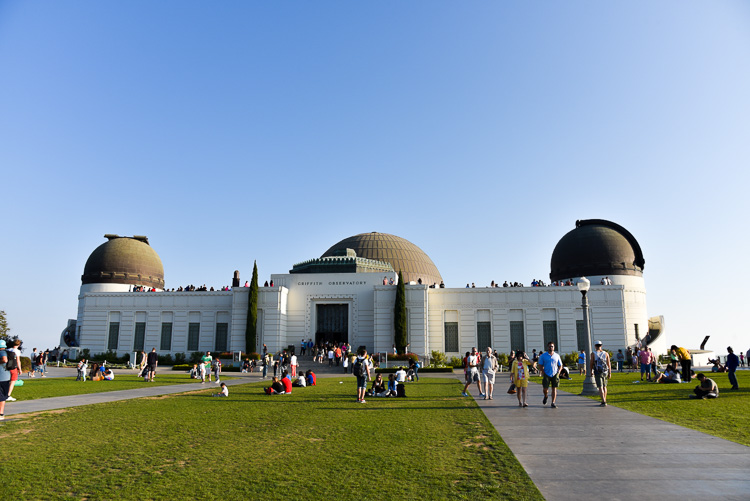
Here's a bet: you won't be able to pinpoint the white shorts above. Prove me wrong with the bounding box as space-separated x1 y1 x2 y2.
481 371 496 385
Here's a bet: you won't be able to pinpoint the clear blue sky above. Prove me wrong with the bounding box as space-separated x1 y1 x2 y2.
1 1 748 356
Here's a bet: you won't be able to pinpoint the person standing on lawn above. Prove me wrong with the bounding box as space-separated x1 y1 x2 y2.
639 347 653 381
539 342 562 408
726 347 739 390
616 350 625 372
354 348 372 403
146 348 159 382
201 351 213 382
5 339 22 402
671 345 692 382
591 341 611 406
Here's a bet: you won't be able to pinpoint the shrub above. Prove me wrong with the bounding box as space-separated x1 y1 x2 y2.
430 351 447 366
174 352 186 364
563 351 579 367
91 351 130 364
497 353 509 368
190 352 204 364
246 352 261 361
158 353 174 365
449 356 464 368
172 364 191 371
20 356 32 372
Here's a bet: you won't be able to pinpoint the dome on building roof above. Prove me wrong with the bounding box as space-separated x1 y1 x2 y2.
82 235 165 289
322 232 442 285
550 220 645 281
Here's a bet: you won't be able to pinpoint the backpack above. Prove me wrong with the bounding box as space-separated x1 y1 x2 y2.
355 358 368 377
6 350 18 371
594 352 609 375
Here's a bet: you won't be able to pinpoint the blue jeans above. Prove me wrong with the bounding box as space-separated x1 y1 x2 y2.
617 361 623 372
728 369 738 388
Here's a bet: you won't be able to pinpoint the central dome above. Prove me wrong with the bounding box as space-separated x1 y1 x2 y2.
82 235 165 289
322 232 442 285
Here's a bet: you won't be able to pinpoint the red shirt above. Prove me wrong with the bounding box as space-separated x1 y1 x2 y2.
282 377 292 394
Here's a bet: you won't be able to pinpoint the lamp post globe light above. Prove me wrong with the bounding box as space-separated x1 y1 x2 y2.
577 277 599 396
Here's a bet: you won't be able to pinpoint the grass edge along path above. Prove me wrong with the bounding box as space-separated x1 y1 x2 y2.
554 370 750 446
8 372 236 401
1 377 543 500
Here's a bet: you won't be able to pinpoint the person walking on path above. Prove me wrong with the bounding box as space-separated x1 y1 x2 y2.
511 351 531 407
462 348 484 397
354 348 372 403
591 341 612 406
0 340 10 421
481 347 498 400
539 342 562 408
671 345 692 382
146 348 159 382
726 346 740 390
6 339 22 402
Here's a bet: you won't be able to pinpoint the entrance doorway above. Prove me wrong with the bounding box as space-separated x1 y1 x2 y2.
316 304 348 345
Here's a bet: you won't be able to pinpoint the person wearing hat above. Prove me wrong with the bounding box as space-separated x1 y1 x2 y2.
0 339 11 420
590 340 611 406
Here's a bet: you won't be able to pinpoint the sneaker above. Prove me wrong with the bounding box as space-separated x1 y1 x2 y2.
6 396 16 402
360 399 367 403
479 393 485 397
483 395 487 400
0 415 4 421
462 392 468 397
543 395 548 405
551 403 557 408
523 403 528 407
600 402 607 407
488 395 493 400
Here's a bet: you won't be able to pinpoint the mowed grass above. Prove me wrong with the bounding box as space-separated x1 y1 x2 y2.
555 370 750 446
1 377 542 501
10 372 230 400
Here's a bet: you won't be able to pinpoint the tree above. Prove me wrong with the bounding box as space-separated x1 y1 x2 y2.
0 310 9 340
245 261 259 354
394 270 407 354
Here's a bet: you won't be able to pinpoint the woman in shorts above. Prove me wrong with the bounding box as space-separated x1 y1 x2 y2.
511 351 531 407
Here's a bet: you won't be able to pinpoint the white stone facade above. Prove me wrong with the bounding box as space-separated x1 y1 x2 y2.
75 268 664 358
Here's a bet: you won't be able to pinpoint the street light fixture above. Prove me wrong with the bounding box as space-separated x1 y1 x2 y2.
577 277 599 396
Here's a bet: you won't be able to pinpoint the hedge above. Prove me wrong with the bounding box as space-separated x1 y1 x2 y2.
375 367 454 374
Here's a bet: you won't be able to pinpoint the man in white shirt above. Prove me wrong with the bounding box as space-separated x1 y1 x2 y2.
290 353 298 378
481 347 498 400
395 366 407 383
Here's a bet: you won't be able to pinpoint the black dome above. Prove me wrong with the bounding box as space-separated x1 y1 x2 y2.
82 235 165 289
550 220 644 281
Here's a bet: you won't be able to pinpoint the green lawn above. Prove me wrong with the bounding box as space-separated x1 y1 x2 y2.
1 378 541 500
9 372 229 400
554 370 750 446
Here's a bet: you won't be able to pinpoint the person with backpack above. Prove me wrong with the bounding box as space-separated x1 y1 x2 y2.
591 340 612 406
353 348 372 403
5 339 22 402
0 340 11 421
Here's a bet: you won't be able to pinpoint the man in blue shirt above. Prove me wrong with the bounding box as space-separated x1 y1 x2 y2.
726 346 739 390
539 341 562 408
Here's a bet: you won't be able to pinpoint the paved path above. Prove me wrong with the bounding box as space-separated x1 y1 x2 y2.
470 380 750 501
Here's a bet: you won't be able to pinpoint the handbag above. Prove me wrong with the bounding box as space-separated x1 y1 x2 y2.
507 383 516 394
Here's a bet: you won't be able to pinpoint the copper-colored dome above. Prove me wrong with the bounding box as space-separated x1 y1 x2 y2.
322 232 442 285
82 235 165 289
550 220 644 281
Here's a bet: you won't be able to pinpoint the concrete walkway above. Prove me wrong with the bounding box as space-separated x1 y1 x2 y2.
471 381 750 501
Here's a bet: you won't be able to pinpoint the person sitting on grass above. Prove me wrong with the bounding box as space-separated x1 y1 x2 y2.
281 370 293 394
102 367 114 381
690 373 719 399
292 372 306 387
559 366 572 380
654 363 681 384
396 366 407 383
708 358 726 373
386 374 398 397
265 377 285 394
305 369 316 386
368 373 386 396
212 382 229 397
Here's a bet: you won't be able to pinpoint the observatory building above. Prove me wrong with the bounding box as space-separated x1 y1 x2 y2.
64 221 665 358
